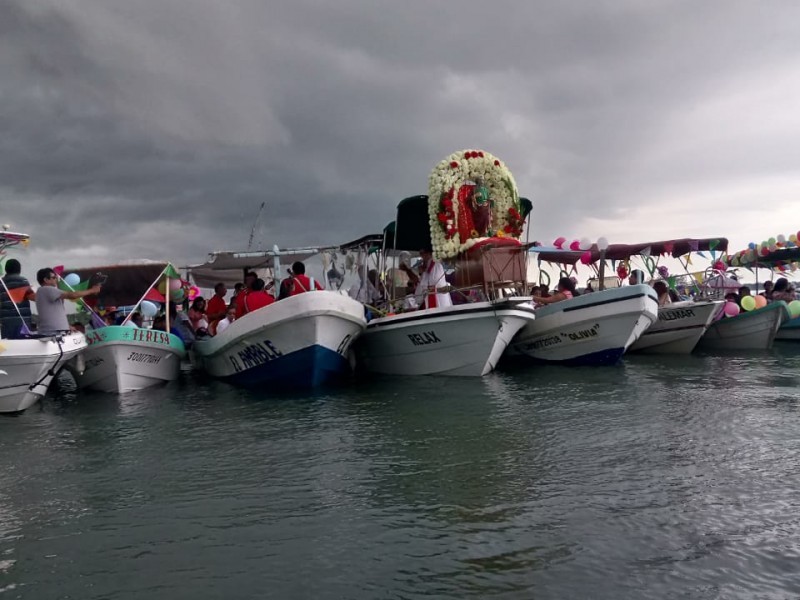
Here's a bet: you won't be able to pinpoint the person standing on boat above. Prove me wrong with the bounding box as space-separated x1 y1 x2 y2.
401 247 452 310
0 258 34 338
243 278 275 312
207 283 228 324
32 267 101 335
289 262 323 295
771 278 796 302
653 281 672 306
628 269 646 286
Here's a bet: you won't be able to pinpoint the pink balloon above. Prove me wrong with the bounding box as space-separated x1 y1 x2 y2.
569 240 581 251
723 301 740 317
553 236 566 249
580 250 593 265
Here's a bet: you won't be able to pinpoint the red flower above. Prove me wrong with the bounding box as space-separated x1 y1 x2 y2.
494 160 500 166
504 225 513 233
450 161 458 168
478 151 484 157
442 199 453 208
437 213 448 222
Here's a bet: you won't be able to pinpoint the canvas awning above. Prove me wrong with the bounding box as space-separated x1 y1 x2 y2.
185 247 330 288
529 238 729 264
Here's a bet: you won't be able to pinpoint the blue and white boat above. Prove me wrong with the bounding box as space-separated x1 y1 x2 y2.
507 285 658 365
188 246 366 389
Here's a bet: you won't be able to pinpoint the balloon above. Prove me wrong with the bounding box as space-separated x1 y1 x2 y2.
790 234 798 244
713 260 725 271
723 301 740 317
553 236 566 249
64 273 80 287
754 294 767 309
580 251 592 265
157 280 168 295
748 242 756 250
596 237 609 251
569 240 581 251
778 234 786 244
741 295 756 311
140 300 158 318
768 237 777 246
788 300 800 318
168 278 182 291
170 288 185 303
579 237 592 251
617 265 629 279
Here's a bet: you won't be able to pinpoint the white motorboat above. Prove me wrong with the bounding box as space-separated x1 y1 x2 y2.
508 285 659 365
356 299 535 377
76 325 185 393
64 262 187 393
628 300 723 354
696 301 789 351
193 291 366 388
0 332 87 413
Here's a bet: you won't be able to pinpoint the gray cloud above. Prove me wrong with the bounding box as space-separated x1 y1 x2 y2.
3 0 800 276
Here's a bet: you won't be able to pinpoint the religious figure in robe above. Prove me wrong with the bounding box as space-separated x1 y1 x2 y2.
470 178 492 236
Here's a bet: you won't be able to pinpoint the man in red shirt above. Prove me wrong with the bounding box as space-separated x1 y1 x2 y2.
290 262 323 295
206 282 228 323
243 278 275 313
235 271 258 318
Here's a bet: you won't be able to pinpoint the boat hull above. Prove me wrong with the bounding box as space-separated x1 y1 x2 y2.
356 300 535 377
697 301 789 350
508 285 659 366
0 333 87 413
73 326 186 393
776 316 800 341
629 300 723 354
193 292 366 389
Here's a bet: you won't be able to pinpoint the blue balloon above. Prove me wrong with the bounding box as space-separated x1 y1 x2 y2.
64 273 80 287
748 242 756 250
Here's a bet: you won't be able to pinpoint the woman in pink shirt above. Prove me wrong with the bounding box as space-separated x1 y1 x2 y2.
533 277 579 305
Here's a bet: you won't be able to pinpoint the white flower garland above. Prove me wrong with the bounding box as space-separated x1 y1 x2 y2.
427 149 521 259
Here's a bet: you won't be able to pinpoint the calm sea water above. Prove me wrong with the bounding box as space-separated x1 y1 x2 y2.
2 347 800 599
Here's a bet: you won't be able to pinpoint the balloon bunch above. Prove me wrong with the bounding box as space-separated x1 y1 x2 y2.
552 236 610 266
158 277 191 303
727 231 800 270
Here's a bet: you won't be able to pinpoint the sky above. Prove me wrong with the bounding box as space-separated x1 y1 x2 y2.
3 0 800 281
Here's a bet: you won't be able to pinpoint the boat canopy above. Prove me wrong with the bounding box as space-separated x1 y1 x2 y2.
530 238 728 264
65 262 174 307
186 247 330 287
0 231 30 253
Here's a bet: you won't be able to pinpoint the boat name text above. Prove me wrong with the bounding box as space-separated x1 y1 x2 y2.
408 331 442 346
229 339 283 372
659 308 695 322
127 352 162 364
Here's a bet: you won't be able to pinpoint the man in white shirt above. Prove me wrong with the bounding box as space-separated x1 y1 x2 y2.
401 247 452 310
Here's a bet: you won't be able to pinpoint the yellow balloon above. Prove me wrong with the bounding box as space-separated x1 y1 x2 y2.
157 280 168 295
741 295 756 311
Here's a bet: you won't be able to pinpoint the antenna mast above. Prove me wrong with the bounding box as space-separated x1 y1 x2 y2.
247 202 266 250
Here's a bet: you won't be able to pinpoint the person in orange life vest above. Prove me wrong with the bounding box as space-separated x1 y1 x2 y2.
289 262 323 295
401 247 452 310
243 278 275 313
206 282 228 323
235 272 258 318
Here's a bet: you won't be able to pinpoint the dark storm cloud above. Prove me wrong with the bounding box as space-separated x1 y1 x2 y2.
2 0 800 272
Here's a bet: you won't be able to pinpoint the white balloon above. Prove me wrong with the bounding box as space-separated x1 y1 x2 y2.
64 273 80 287
596 237 609 251
140 300 158 318
579 237 592 251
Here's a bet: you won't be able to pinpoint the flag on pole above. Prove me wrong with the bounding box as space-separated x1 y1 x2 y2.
7 286 31 304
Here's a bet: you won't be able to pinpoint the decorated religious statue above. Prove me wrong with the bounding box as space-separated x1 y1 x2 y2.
428 149 525 259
